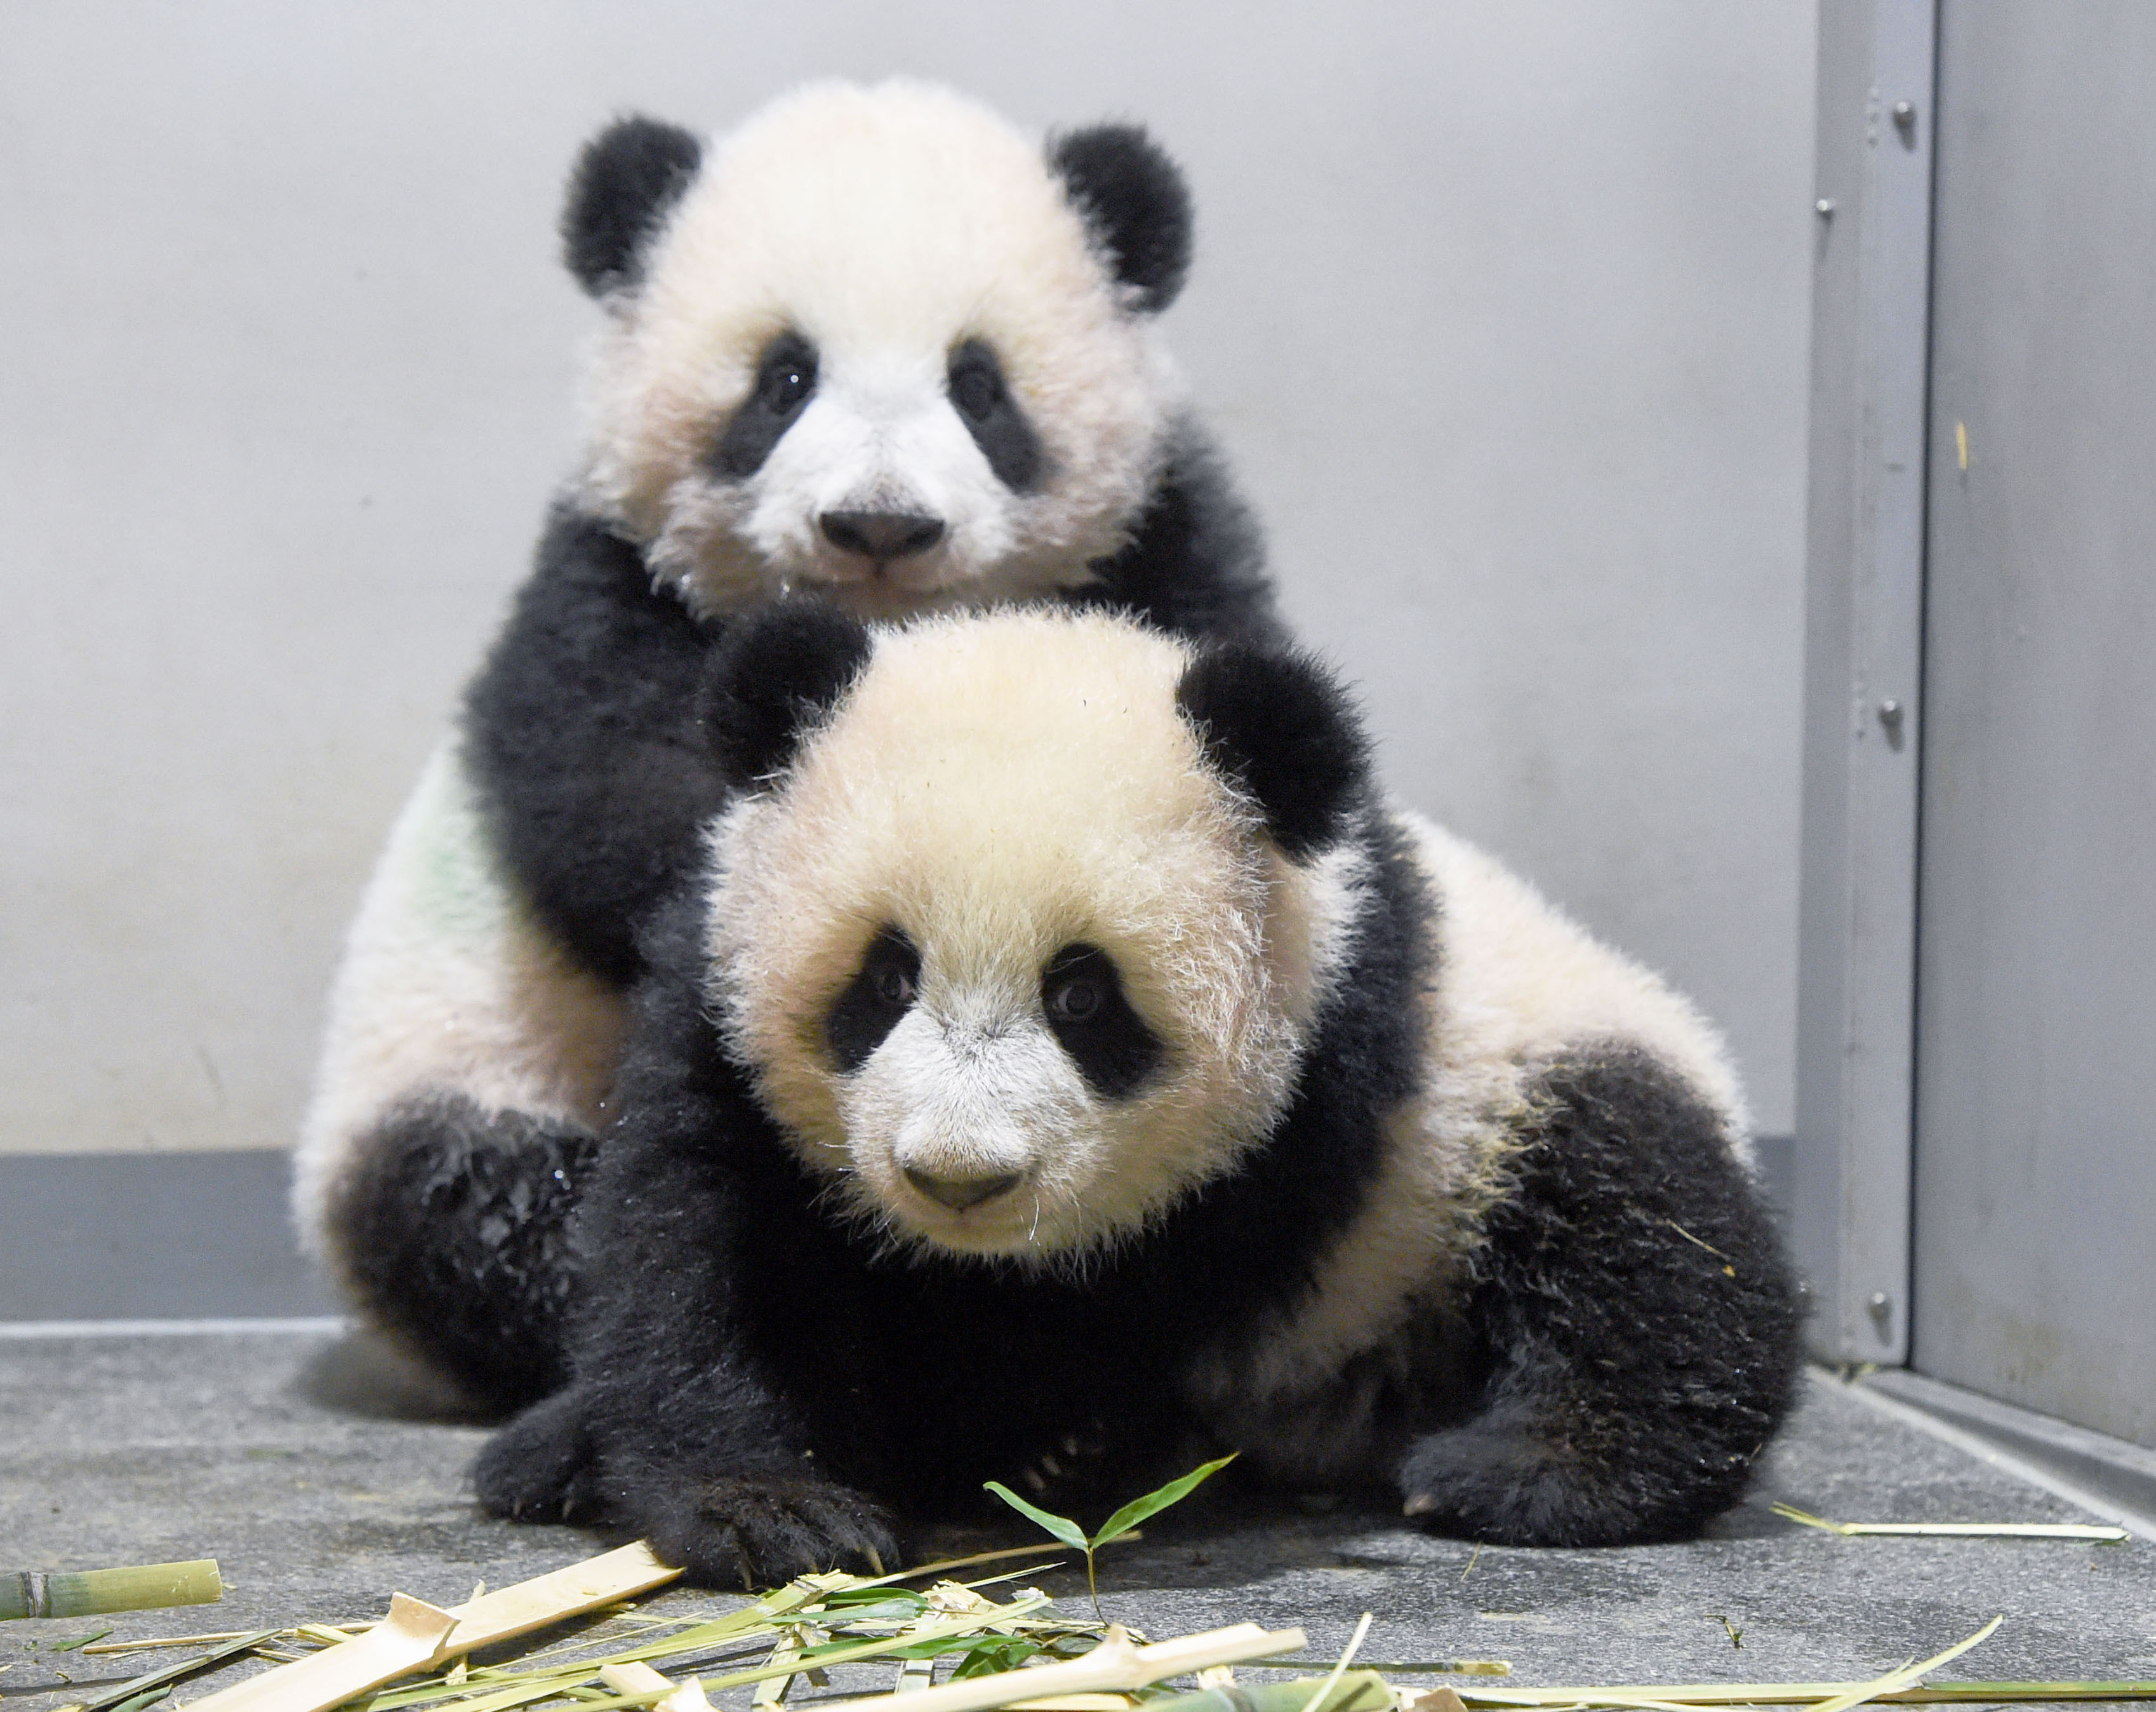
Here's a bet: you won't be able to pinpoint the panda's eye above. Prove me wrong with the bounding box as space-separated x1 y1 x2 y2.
945 340 1042 492
712 331 821 479
756 338 818 418
825 926 922 1073
947 350 1004 422
1039 942 1163 1100
1044 976 1100 1023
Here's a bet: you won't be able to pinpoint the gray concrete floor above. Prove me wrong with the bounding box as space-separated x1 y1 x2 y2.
4 1327 2154 1709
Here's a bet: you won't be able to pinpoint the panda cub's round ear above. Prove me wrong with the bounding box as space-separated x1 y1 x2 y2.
1176 644 1373 860
702 605 875 789
1047 124 1194 314
561 114 704 299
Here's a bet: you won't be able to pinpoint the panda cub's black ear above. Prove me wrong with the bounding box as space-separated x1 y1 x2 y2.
561 114 703 298
1176 644 1373 860
702 604 875 789
1047 124 1194 314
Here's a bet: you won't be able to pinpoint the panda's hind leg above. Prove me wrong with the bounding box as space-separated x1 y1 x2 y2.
1399 1047 1802 1546
331 1095 595 1417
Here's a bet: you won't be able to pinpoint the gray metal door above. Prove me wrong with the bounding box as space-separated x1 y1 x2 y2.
1913 1 2156 1450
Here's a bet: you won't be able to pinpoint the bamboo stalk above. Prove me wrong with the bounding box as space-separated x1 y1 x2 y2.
3 1562 223 1621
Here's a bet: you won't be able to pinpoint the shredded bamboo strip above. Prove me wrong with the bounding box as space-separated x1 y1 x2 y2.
178 1597 458 1712
1773 1505 2128 1543
818 1622 1308 1712
1297 1615 1374 1712
438 1546 682 1657
4 1562 223 1621
597 1661 710 1712
64 1631 283 1712
1152 1675 1395 1712
1460 1615 2006 1712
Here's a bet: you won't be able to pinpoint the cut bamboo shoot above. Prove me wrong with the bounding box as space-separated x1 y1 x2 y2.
3 1562 223 1621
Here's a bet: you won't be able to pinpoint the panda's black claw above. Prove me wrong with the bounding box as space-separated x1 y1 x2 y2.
632 1472 899 1589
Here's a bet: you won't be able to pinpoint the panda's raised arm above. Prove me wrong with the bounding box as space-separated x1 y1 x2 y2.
700 603 875 789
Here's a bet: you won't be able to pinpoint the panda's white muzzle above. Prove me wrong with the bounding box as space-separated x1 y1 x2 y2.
840 1008 1093 1250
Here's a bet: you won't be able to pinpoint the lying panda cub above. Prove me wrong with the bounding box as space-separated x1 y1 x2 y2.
475 607 1801 1577
298 80 1284 1412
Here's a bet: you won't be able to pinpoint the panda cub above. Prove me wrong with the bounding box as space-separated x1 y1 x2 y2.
476 606 1802 1580
297 81 1284 1412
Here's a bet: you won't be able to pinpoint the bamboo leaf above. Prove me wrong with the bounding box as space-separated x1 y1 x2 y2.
983 1483 1089 1552
1092 1457 1239 1549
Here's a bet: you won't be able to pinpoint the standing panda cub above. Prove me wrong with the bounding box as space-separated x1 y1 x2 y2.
297 81 1284 1412
476 607 1802 1580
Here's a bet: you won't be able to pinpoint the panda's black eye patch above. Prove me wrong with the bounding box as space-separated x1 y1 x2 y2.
825 926 921 1073
712 331 819 479
1041 943 1161 1100
947 339 1045 494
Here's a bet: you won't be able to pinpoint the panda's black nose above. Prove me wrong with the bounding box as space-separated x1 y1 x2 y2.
820 509 946 561
903 1166 1024 1211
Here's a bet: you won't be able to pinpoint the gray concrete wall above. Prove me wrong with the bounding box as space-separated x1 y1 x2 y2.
0 1 1816 1156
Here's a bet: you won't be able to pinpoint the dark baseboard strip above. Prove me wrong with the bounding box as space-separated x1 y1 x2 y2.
1858 1365 2156 1533
0 1150 341 1321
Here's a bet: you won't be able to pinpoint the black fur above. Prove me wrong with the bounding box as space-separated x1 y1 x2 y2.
1075 417 1286 650
562 116 703 298
1398 1047 1804 1545
333 1094 596 1415
1048 124 1194 313
702 603 876 789
1176 645 1371 860
823 927 922 1073
947 339 1046 492
1040 944 1163 1099
477 815 1437 1585
712 332 819 479
462 506 728 987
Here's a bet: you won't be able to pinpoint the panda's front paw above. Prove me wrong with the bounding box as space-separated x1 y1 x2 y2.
633 1473 899 1589
474 1386 603 1522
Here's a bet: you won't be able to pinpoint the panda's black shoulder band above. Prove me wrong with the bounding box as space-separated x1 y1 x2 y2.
1176 643 1371 859
702 603 874 787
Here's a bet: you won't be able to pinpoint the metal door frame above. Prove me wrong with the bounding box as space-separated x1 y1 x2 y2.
1792 0 1936 1365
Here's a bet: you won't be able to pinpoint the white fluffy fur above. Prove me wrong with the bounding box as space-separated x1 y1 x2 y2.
293 746 629 1275
1188 812 1751 1480
579 80 1180 620
705 611 1340 1266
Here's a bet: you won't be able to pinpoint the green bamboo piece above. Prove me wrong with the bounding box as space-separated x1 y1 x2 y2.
1151 1671 1397 1712
1 1562 222 1622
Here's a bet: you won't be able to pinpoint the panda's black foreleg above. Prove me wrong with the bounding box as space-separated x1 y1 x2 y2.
333 1093 594 1416
501 1058 898 1588
1398 1047 1802 1546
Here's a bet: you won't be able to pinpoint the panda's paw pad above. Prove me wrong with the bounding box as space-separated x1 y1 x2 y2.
649 1475 899 1589
474 1387 601 1523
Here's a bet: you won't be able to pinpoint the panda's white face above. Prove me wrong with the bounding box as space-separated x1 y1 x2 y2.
704 613 1365 1269
578 81 1177 622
